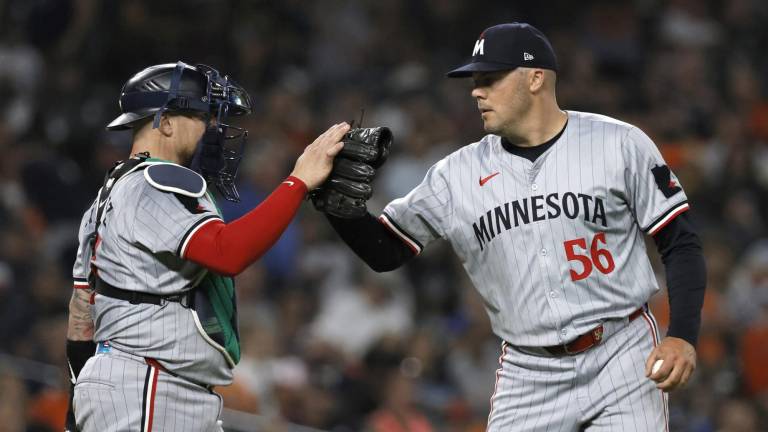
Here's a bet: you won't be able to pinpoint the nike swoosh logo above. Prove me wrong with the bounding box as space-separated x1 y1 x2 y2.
479 172 500 186
283 181 295 186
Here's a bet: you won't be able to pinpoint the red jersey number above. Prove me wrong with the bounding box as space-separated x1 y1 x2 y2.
563 232 616 281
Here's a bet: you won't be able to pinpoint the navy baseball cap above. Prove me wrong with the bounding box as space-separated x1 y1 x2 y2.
446 23 558 78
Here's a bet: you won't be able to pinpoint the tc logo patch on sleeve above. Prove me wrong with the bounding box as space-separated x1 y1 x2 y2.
651 165 682 198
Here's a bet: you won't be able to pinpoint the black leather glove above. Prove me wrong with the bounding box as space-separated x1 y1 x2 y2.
311 127 392 218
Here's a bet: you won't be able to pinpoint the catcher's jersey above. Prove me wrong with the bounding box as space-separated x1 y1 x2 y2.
382 111 688 347
72 164 233 386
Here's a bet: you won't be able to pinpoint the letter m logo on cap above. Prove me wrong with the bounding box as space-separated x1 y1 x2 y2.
472 38 485 56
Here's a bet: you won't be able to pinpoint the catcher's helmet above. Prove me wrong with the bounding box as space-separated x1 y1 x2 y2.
107 61 251 130
107 61 252 202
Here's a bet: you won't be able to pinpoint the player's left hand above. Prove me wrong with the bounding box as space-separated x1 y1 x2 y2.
644 336 696 392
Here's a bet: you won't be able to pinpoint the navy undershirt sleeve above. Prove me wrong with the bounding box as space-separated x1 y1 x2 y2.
652 211 707 346
326 213 415 272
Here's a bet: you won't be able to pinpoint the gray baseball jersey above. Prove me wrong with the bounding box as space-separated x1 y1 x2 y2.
381 110 688 347
72 161 233 387
382 110 683 430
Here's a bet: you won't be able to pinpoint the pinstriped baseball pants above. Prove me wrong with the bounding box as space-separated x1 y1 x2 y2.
487 310 668 431
73 348 224 432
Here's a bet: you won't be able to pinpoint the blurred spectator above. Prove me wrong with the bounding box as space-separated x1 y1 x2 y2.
365 368 434 432
1 1 767 430
0 368 30 432
658 0 723 49
726 240 768 326
309 266 413 362
716 398 761 432
0 24 43 137
446 285 500 416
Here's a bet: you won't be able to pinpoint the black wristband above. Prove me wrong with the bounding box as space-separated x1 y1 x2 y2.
66 340 93 431
66 339 96 380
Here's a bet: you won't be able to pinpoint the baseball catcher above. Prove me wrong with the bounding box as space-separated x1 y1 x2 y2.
64 61 349 431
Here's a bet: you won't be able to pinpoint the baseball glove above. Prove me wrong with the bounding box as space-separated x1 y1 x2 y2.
311 127 392 218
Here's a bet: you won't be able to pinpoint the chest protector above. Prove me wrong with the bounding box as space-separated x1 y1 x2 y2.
91 154 240 367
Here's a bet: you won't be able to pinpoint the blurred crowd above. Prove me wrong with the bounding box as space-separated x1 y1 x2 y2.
1 0 767 431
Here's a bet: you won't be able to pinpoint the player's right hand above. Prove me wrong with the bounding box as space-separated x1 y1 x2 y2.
290 123 349 190
645 336 697 392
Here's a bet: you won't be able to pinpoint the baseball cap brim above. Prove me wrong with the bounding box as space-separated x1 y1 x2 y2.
446 61 518 78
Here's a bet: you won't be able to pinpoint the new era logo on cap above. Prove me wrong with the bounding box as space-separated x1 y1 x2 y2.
447 22 558 78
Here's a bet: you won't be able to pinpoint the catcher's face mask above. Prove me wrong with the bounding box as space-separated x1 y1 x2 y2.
192 64 252 202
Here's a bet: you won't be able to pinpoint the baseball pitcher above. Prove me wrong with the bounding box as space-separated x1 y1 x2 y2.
315 23 706 431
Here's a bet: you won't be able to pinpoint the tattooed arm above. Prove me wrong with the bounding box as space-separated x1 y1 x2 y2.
67 288 94 340
65 287 95 431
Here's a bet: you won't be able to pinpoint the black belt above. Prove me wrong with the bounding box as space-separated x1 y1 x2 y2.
94 277 193 307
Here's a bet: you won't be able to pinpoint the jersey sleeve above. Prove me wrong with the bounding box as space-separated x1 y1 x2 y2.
133 184 223 257
622 127 689 236
381 159 452 254
72 201 96 289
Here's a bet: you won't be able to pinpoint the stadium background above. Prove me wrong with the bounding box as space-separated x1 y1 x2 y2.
1 0 767 430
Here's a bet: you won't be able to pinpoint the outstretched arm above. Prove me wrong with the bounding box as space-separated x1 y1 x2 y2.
325 213 415 272
184 123 349 276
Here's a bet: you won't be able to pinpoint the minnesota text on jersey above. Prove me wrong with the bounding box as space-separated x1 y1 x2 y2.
472 191 607 250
